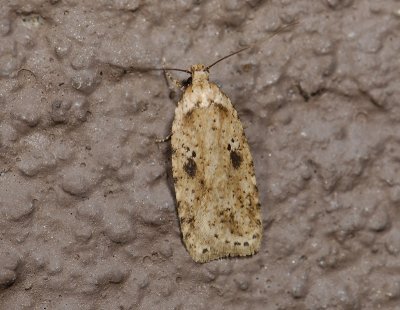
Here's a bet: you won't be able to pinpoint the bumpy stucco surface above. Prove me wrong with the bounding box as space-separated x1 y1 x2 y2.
1 0 400 309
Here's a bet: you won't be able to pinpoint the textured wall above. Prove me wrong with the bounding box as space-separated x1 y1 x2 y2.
1 0 400 309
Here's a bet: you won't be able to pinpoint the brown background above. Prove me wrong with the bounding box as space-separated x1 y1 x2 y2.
1 0 400 309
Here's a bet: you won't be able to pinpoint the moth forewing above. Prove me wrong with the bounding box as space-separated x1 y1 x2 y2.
171 65 262 263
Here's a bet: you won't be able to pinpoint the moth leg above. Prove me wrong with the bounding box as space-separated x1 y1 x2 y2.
155 133 172 143
164 70 183 89
161 57 182 89
160 59 184 104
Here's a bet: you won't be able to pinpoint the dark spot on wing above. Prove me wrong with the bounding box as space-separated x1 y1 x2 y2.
244 241 249 246
184 158 197 178
230 150 242 169
202 248 208 253
216 103 228 113
184 109 194 119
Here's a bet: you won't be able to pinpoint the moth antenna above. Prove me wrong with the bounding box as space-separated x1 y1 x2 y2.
206 46 251 70
148 68 191 74
206 19 299 70
105 63 191 74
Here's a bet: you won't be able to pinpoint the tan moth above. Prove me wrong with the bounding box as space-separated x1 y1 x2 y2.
166 22 297 263
170 61 262 263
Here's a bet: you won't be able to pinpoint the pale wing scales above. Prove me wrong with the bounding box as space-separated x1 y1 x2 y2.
172 81 262 263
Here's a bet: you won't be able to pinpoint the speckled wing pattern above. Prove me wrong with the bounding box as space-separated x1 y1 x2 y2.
171 66 262 263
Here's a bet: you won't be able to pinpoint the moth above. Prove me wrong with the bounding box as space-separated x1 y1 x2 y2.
168 22 297 263
171 60 262 263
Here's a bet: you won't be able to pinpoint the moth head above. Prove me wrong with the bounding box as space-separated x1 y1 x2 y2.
190 64 208 73
190 64 210 83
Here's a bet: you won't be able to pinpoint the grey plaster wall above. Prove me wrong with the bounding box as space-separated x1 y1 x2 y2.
1 0 400 309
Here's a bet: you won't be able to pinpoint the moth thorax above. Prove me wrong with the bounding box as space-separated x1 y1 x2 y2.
190 64 209 84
